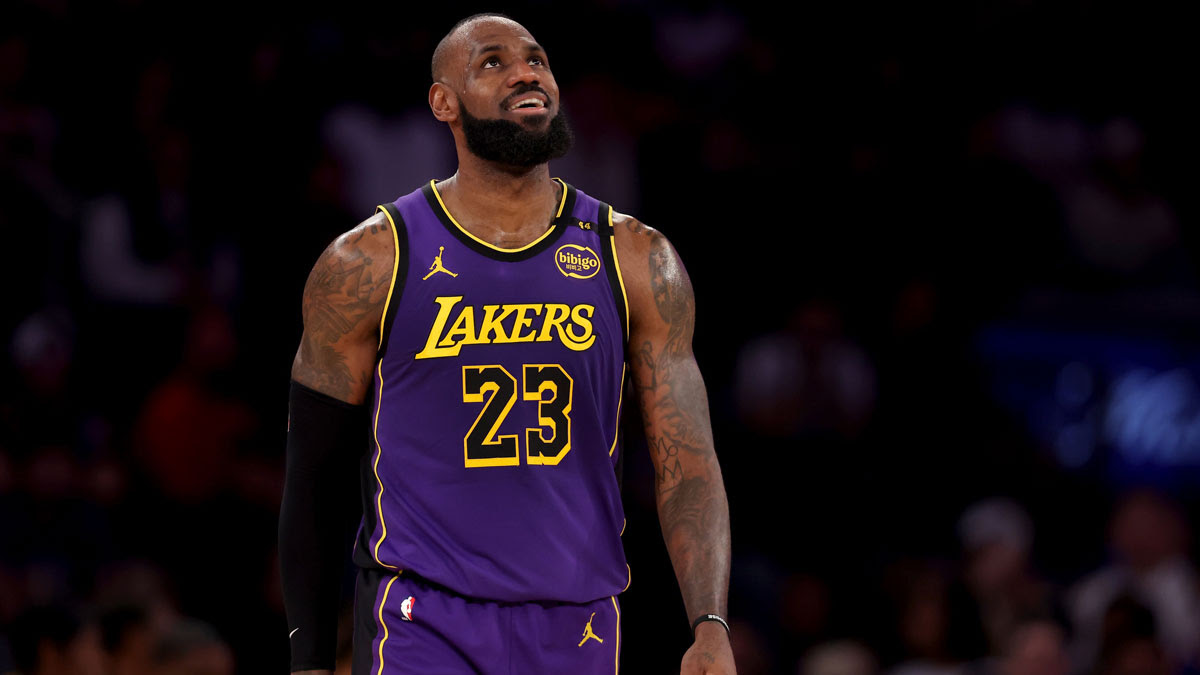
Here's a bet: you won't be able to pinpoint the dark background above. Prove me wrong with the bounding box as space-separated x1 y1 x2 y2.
3 1 1200 674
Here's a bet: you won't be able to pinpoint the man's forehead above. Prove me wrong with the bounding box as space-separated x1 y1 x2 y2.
461 20 539 55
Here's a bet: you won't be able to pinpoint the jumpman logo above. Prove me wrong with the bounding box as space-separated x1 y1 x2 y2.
577 612 604 647
422 246 458 280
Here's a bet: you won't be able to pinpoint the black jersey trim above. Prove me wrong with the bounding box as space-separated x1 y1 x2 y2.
373 203 409 360
597 201 630 343
421 179 575 262
597 200 629 494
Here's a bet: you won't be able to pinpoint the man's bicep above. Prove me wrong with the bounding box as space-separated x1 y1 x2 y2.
291 219 394 405
618 219 716 491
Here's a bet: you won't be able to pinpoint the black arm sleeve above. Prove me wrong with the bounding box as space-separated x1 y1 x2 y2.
278 380 369 672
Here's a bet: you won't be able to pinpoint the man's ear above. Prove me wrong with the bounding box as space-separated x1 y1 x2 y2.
429 82 458 123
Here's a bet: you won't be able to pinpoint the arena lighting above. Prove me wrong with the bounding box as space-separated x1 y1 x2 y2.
978 323 1200 484
1104 368 1200 466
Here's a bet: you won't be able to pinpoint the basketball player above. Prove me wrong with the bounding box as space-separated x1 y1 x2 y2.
278 13 733 675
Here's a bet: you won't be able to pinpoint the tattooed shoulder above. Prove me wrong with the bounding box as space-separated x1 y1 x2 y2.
613 211 655 239
292 212 395 402
611 211 694 336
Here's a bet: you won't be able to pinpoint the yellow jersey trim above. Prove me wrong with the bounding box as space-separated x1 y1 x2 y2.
428 177 567 253
374 205 402 348
369 206 400 569
622 564 631 593
609 362 625 457
376 575 400 675
606 206 629 341
610 596 621 675
371 359 399 569
552 176 569 218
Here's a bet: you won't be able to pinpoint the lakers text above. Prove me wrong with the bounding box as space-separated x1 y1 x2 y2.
416 296 597 359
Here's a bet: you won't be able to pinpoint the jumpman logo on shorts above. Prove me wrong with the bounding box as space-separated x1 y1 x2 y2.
422 246 458 280
577 612 604 647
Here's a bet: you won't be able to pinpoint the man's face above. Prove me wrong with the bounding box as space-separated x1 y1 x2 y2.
447 19 573 166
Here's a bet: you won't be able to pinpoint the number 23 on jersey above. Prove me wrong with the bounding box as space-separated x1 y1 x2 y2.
461 364 572 468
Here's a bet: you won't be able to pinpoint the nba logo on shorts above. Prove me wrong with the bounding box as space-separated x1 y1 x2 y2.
400 596 415 621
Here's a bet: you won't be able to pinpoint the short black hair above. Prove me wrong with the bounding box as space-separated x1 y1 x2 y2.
431 12 517 82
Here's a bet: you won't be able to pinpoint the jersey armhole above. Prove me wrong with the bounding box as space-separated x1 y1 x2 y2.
597 201 629 495
374 203 409 358
597 202 629 343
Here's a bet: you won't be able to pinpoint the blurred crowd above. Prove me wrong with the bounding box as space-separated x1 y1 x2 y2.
3 0 1199 674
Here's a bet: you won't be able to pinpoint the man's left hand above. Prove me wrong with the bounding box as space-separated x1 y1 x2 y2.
679 621 736 674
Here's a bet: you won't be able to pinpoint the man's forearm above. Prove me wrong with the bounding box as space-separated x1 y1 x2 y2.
655 448 731 623
623 226 732 632
636 338 731 624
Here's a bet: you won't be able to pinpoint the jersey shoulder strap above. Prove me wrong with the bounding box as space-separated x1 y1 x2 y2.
372 201 409 358
594 198 629 344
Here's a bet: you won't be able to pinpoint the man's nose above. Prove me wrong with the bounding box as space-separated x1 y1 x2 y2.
506 59 539 87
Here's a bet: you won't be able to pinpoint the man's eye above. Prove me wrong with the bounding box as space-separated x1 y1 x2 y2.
528 56 544 66
483 56 500 68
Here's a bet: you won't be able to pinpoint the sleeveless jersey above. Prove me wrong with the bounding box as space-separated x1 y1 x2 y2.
351 178 631 604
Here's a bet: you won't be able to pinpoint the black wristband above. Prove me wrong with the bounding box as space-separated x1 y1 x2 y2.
691 613 731 636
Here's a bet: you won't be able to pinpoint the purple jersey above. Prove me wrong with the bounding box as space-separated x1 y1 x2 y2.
351 178 630 603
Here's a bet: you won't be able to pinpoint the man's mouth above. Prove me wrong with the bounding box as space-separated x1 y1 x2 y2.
506 93 548 112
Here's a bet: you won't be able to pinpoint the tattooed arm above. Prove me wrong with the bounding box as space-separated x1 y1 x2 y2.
283 213 394 675
291 212 395 403
614 213 734 674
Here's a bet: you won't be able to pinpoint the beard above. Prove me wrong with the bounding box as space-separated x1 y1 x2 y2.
459 98 574 168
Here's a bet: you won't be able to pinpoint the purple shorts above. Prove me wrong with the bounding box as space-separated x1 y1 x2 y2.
353 567 622 674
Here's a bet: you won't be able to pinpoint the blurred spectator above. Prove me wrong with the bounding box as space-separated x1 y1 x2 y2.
150 619 233 675
79 195 185 305
4 308 78 454
1095 596 1170 675
981 107 1190 289
734 301 876 439
801 640 878 675
322 104 455 211
997 617 1071 675
133 306 254 503
728 617 772 675
9 443 116 606
1067 490 1200 672
1061 118 1186 284
90 560 178 633
652 3 747 80
957 498 1060 654
5 604 105 675
553 74 644 211
883 560 987 675
97 604 153 675
780 573 832 654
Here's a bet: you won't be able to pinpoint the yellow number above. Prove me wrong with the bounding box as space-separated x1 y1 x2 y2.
460 363 574 467
524 364 573 465
462 365 520 467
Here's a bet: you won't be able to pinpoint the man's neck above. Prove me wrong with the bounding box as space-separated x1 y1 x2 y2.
437 156 561 248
